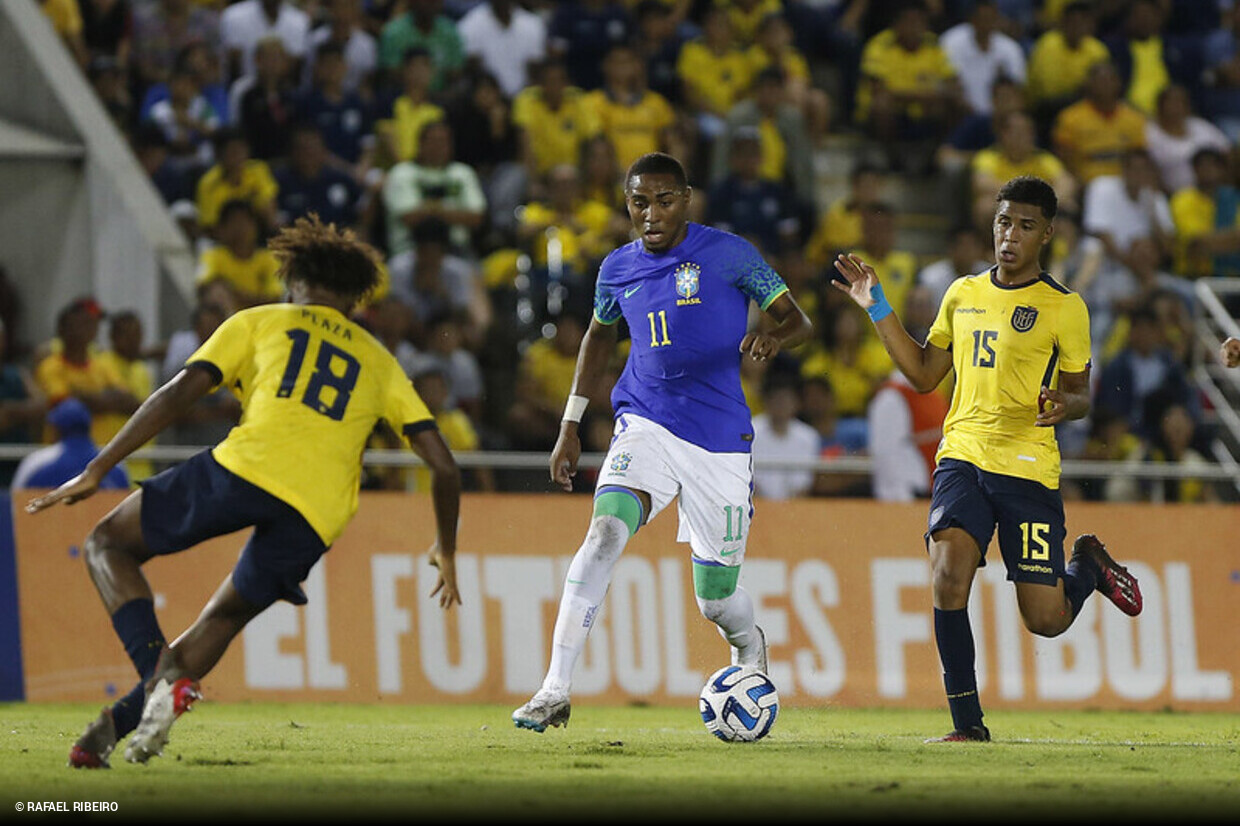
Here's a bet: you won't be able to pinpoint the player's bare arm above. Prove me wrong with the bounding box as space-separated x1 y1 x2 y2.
1036 368 1091 427
1222 336 1240 368
740 292 812 361
25 365 216 513
833 253 952 392
550 318 619 491
407 426 463 608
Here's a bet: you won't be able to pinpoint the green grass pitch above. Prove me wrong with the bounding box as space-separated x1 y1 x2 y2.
1 703 1237 823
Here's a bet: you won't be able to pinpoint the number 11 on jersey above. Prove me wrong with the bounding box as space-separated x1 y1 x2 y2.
647 310 671 347
723 505 745 542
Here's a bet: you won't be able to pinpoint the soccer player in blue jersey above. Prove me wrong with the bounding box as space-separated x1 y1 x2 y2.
512 152 813 732
833 176 1143 742
27 216 462 767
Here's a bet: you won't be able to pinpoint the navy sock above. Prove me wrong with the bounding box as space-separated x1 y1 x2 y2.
1063 554 1100 618
110 599 166 680
934 607 984 731
110 681 145 739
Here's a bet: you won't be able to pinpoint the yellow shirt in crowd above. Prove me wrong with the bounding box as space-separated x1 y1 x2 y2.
798 339 892 418
676 39 753 116
1052 100 1147 183
195 160 279 229
197 246 284 302
805 200 864 266
971 148 1068 188
378 97 446 164
511 86 599 173
96 350 155 482
856 29 956 123
519 200 618 272
34 354 128 447
1026 30 1110 104
521 337 578 412
583 89 676 171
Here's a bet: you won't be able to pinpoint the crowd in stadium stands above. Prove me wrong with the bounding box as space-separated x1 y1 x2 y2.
6 0 1239 503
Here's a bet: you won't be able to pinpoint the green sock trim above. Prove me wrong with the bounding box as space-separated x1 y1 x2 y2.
593 487 644 537
692 559 740 600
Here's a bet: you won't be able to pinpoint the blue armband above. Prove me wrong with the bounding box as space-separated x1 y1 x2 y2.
866 281 893 323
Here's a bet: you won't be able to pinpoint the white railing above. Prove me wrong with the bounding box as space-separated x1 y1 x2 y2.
1 444 1237 484
1192 277 1240 495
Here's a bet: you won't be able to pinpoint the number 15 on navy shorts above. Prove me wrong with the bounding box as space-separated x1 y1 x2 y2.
926 458 1067 586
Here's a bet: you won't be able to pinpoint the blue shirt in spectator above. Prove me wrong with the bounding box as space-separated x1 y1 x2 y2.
548 1 631 91
275 163 363 228
139 81 230 127
11 399 129 490
705 176 801 257
293 88 375 165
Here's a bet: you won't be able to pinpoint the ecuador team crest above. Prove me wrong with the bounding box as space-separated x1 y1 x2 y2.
675 262 701 299
1011 305 1039 332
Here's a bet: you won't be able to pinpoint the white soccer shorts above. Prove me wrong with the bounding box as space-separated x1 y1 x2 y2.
594 413 754 564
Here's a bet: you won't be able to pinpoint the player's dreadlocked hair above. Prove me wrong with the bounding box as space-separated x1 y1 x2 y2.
996 176 1058 221
268 213 383 303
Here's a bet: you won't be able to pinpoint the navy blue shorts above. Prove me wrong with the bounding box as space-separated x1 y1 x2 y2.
139 450 328 608
925 458 1066 586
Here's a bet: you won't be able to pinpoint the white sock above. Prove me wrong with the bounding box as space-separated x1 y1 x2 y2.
697 586 759 663
541 515 629 694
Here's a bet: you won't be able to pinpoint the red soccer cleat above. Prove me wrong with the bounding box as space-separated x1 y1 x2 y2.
68 707 117 769
1072 534 1143 617
925 725 991 743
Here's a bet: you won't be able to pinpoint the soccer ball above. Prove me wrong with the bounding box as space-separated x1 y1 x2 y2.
698 665 779 743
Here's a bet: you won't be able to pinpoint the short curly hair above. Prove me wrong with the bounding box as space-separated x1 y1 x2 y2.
996 176 1058 221
268 214 383 303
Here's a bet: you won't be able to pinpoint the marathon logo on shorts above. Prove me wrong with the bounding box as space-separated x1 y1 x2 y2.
674 262 701 306
1011 305 1039 332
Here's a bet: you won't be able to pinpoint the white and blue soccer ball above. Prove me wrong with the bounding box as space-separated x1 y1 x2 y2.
699 665 779 743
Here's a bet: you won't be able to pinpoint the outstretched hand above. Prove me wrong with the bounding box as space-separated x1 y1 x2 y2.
1222 336 1240 368
427 542 461 609
24 469 102 514
832 253 881 308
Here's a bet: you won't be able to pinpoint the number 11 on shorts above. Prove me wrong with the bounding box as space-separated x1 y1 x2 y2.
723 505 745 542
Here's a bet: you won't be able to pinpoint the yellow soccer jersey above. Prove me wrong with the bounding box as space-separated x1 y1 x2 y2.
805 199 863 266
188 304 434 544
511 86 598 174
1051 99 1147 184
971 148 1067 189
583 89 675 170
1169 186 1219 278
96 350 155 483
1026 31 1109 104
676 39 752 116
195 160 279 229
379 96 446 163
856 30 955 122
926 269 1091 489
413 409 478 492
196 246 284 302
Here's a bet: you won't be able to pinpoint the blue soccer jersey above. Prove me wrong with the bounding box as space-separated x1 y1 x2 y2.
594 223 789 453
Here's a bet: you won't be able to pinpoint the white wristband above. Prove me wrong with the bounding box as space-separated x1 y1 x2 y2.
563 394 589 423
